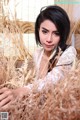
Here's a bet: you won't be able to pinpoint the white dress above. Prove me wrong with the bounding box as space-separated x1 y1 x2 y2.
27 46 77 91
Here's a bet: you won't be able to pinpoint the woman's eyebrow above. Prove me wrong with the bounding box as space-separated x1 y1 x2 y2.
41 27 59 33
42 27 49 31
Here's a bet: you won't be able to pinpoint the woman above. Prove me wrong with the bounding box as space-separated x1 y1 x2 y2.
0 5 77 109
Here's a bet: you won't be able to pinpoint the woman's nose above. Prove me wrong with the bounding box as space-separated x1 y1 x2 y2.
46 34 52 43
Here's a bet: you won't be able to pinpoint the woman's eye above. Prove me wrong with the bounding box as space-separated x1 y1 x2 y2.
54 32 60 36
42 30 47 34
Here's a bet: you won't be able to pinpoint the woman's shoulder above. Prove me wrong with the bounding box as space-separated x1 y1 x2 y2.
64 46 77 54
57 46 77 65
60 46 77 58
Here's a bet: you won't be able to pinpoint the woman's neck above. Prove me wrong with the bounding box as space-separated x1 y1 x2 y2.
44 50 52 58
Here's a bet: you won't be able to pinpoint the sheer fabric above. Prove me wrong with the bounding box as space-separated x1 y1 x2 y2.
27 46 77 91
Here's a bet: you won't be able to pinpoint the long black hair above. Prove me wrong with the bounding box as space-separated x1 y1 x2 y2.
35 5 70 51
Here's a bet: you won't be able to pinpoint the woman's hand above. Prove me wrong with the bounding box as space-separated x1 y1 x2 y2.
0 87 14 110
0 87 29 110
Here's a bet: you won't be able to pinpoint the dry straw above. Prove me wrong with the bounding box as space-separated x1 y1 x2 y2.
72 19 80 59
0 16 36 88
1 61 80 120
0 48 35 88
67 19 80 59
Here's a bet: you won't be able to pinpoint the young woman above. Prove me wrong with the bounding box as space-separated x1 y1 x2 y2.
0 5 77 109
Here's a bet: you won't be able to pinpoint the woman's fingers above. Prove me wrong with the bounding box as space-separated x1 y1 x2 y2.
0 88 13 101
0 87 8 94
0 87 14 109
0 101 12 110
0 94 13 108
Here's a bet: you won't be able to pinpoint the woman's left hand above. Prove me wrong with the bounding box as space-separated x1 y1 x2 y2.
0 87 14 110
0 87 30 110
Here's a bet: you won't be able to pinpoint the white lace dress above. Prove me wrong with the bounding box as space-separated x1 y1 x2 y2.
27 46 77 91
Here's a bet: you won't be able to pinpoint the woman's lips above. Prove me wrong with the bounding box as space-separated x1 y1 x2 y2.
45 44 54 48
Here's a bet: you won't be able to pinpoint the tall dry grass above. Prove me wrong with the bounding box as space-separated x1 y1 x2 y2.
0 60 80 120
0 16 36 88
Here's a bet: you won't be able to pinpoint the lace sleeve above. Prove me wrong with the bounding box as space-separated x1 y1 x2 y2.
57 46 77 66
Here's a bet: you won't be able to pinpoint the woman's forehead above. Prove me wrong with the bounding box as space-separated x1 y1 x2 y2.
40 20 57 31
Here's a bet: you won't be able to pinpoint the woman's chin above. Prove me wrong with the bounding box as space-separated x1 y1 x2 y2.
45 47 55 52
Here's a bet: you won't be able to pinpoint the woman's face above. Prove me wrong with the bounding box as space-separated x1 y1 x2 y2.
39 20 60 53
